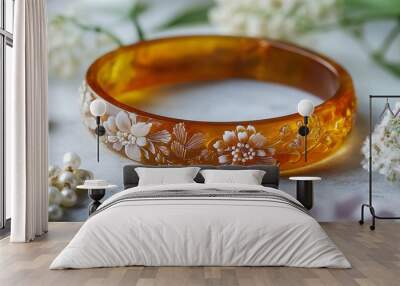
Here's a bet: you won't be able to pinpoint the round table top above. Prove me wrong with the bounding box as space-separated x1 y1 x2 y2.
289 176 322 181
76 184 118 190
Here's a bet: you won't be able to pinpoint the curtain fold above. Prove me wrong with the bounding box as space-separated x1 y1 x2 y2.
8 0 48 242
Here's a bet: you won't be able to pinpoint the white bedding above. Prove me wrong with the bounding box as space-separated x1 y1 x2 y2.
50 183 350 269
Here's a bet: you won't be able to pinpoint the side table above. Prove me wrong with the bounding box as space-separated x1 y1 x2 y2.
289 177 321 210
77 184 117 215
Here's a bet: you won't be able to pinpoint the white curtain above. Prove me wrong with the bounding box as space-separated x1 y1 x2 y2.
8 0 48 242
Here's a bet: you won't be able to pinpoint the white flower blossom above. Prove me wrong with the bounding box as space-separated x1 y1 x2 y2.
104 111 171 162
79 82 97 130
213 125 275 164
209 0 338 39
48 16 117 79
361 102 400 182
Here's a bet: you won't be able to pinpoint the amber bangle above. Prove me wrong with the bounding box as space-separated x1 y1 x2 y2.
82 35 356 174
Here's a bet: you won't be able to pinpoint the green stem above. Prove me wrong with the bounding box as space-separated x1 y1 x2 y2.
336 13 400 78
132 17 145 41
340 13 399 27
352 31 400 78
56 15 124 46
377 21 400 56
367 19 400 77
371 55 400 77
304 15 398 35
127 1 147 41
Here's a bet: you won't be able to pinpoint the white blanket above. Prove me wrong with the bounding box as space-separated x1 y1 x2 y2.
50 183 350 269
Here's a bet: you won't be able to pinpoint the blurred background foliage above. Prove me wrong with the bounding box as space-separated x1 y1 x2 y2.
49 0 400 78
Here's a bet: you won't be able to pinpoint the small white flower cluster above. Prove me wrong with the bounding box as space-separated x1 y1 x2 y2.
230 142 257 163
213 125 275 164
209 0 338 39
48 17 117 79
361 102 400 182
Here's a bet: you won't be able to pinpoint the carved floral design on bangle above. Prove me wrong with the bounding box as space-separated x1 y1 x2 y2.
80 82 211 165
103 111 171 162
212 125 276 165
80 36 356 174
80 81 338 170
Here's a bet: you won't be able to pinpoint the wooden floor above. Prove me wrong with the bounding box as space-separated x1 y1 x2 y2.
0 222 399 286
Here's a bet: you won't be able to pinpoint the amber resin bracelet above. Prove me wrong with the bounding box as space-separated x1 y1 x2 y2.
80 35 356 174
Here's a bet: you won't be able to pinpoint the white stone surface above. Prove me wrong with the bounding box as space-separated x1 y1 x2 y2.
133 80 321 121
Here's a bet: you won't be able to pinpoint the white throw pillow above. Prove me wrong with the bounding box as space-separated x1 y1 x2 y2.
136 167 201 186
200 169 266 185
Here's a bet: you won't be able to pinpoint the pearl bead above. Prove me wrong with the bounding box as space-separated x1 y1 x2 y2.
63 152 81 169
48 186 63 205
48 165 61 179
73 169 94 185
60 187 78 208
48 204 63 221
58 171 77 189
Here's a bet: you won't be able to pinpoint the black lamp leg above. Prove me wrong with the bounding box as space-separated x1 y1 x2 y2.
96 116 100 162
94 116 106 163
304 116 308 162
97 130 99 162
298 116 309 162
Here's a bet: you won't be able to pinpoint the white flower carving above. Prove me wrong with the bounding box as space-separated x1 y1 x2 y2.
213 125 275 164
104 111 171 162
79 83 97 130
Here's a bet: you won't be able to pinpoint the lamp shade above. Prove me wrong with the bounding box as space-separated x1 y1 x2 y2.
90 99 107 117
297 99 314 117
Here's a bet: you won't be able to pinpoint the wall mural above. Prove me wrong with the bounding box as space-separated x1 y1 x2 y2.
81 35 356 171
47 0 400 221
